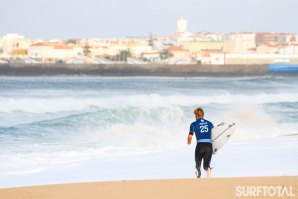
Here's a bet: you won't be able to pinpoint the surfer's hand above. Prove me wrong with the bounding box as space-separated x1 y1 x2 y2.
212 151 217 155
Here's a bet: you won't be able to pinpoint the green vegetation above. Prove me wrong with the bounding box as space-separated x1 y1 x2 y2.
113 49 132 61
65 39 77 45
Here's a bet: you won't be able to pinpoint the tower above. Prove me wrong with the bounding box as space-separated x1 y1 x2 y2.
176 17 187 33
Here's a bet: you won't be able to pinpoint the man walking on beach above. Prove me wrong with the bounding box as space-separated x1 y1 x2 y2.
187 107 214 178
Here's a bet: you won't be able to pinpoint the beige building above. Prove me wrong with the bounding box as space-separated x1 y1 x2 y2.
256 44 278 54
223 33 256 53
182 41 223 57
141 51 161 62
0 37 3 53
104 40 153 58
28 42 83 62
295 35 298 43
167 46 191 64
206 53 298 65
87 46 108 57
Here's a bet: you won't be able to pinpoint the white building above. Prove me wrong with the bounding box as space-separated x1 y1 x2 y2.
28 42 53 59
210 54 225 65
177 17 187 33
193 32 224 42
129 45 153 58
2 34 26 54
170 32 193 46
278 44 298 54
167 17 194 46
51 46 83 59
256 43 298 55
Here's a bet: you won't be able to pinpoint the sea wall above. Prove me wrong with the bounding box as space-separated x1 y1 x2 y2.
0 63 295 76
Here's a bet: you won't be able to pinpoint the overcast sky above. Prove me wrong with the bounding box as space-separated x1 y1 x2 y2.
1 0 297 39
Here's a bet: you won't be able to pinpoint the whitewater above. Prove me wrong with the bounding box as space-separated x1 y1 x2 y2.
0 76 297 188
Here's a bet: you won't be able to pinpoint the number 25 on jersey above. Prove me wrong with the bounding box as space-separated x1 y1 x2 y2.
200 125 209 133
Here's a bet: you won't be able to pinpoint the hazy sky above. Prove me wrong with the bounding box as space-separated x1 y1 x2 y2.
1 0 297 39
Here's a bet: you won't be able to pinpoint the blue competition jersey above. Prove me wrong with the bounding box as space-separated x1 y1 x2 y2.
189 118 214 143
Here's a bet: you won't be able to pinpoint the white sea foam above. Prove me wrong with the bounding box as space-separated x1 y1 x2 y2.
0 77 297 186
0 92 297 113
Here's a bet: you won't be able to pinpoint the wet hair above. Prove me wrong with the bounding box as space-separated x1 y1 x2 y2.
194 107 204 118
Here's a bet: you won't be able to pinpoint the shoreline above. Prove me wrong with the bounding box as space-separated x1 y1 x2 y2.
1 136 297 189
1 63 297 77
0 176 297 199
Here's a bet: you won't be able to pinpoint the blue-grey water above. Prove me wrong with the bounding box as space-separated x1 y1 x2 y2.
0 76 297 177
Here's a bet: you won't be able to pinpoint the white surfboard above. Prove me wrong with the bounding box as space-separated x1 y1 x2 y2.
211 122 236 153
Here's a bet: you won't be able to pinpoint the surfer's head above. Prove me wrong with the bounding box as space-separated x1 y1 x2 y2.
194 107 204 119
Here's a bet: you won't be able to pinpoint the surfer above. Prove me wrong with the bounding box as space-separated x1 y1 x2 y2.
187 107 214 178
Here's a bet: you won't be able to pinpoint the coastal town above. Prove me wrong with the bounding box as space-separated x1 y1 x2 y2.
1 18 298 65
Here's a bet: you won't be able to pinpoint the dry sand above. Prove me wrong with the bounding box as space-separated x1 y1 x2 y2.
0 176 297 199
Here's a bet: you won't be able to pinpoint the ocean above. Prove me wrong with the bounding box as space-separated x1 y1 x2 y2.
0 76 297 187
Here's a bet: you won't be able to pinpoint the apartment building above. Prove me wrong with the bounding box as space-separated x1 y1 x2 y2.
223 32 256 53
28 42 83 62
182 41 223 58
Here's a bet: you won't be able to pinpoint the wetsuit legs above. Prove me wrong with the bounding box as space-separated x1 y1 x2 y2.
195 142 213 178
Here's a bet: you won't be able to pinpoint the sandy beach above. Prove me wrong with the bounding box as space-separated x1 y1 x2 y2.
0 176 297 199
